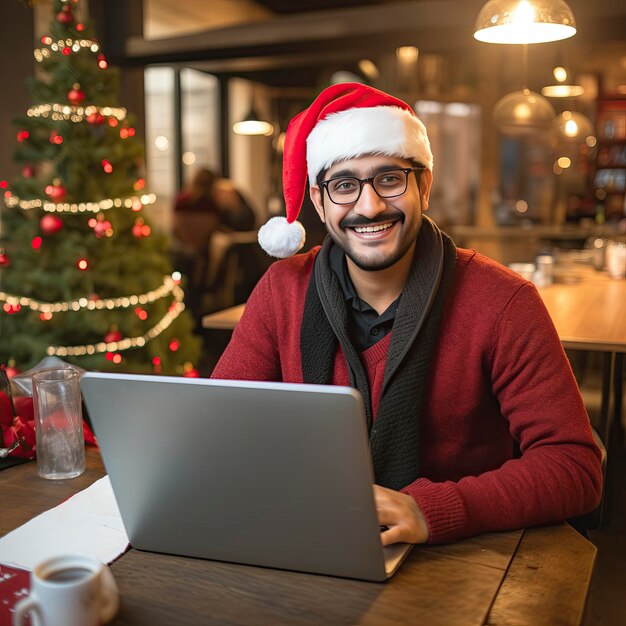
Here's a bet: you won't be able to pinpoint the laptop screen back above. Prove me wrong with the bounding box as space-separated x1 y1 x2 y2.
81 373 390 580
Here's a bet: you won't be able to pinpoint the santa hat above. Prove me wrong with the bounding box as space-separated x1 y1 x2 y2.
258 82 433 258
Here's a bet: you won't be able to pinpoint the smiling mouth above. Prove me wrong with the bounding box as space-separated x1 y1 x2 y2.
352 221 395 234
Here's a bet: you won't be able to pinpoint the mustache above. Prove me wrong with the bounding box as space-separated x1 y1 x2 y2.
339 211 404 229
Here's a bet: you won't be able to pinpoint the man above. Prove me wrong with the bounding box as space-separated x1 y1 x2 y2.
212 83 602 545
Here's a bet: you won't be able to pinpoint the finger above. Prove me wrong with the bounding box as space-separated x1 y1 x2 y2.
380 525 405 547
377 510 395 527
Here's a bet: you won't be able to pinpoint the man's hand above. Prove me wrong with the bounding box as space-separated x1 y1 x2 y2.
374 485 429 546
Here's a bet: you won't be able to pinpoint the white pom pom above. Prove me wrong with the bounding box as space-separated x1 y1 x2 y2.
258 216 306 258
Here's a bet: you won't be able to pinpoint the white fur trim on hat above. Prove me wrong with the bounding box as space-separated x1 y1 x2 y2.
306 106 433 184
258 216 306 258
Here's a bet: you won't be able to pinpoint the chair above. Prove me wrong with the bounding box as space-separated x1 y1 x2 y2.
202 230 263 313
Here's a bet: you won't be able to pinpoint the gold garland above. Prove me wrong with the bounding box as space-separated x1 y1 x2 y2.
0 275 178 314
46 285 186 357
34 38 99 62
27 103 127 123
4 192 156 214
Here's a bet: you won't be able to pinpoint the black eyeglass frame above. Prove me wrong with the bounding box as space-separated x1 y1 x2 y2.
320 166 426 205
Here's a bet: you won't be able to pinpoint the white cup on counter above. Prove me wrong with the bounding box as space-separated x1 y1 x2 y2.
507 262 536 281
535 254 554 286
605 241 626 279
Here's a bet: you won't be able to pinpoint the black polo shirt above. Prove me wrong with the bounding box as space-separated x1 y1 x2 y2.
329 244 400 351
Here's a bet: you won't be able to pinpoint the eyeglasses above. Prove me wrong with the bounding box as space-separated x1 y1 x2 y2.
320 167 425 205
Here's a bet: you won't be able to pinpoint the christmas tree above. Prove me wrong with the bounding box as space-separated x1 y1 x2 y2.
0 0 201 376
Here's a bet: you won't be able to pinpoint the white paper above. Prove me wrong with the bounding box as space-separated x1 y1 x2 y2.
0 476 129 571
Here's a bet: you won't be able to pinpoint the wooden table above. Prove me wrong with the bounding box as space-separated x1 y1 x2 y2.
202 302 245 330
537 266 626 446
1 449 596 626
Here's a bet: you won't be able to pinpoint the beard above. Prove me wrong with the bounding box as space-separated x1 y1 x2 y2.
324 209 422 272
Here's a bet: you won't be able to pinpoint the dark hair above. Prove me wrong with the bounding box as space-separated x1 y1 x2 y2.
190 168 217 201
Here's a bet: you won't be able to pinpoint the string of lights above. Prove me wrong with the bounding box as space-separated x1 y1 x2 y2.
4 192 156 213
46 284 186 357
34 37 99 62
0 275 178 314
27 103 127 123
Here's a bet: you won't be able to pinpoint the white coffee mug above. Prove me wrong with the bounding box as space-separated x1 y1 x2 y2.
13 554 119 626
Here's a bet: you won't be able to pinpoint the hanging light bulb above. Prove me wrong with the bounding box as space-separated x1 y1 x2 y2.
541 65 584 98
232 104 274 136
553 110 594 142
493 88 555 134
474 0 576 44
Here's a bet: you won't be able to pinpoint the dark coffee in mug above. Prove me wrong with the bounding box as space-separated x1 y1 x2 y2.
44 567 93 583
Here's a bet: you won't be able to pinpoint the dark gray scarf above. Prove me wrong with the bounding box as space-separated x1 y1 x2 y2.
300 217 457 490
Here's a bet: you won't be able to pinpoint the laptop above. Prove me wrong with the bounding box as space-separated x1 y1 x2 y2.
80 372 413 581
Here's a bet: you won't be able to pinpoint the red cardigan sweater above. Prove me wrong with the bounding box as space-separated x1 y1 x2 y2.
212 247 603 543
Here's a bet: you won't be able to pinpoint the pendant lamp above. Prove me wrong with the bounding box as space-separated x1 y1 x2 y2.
541 66 584 98
232 104 274 136
474 0 576 44
553 110 594 142
493 88 555 134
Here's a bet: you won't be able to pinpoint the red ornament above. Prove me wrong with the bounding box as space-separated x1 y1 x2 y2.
97 54 108 69
56 6 73 25
183 368 200 378
88 216 113 238
49 130 63 145
40 214 63 236
0 251 10 268
17 130 29 143
134 307 148 321
104 329 122 343
68 84 85 105
86 111 105 125
131 218 151 238
1 361 20 379
94 219 112 238
22 164 35 178
44 182 67 201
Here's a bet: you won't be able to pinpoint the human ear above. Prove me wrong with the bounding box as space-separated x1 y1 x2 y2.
309 186 326 223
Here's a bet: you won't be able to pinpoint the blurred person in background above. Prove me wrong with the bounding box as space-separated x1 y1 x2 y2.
172 168 257 322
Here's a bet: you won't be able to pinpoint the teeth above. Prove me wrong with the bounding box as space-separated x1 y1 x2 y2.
354 222 393 234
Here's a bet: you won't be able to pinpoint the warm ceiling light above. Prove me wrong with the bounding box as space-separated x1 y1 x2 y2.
493 88 555 133
541 84 584 97
396 46 419 62
553 111 594 141
232 106 274 136
474 0 576 44
358 59 380 81
541 65 584 98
